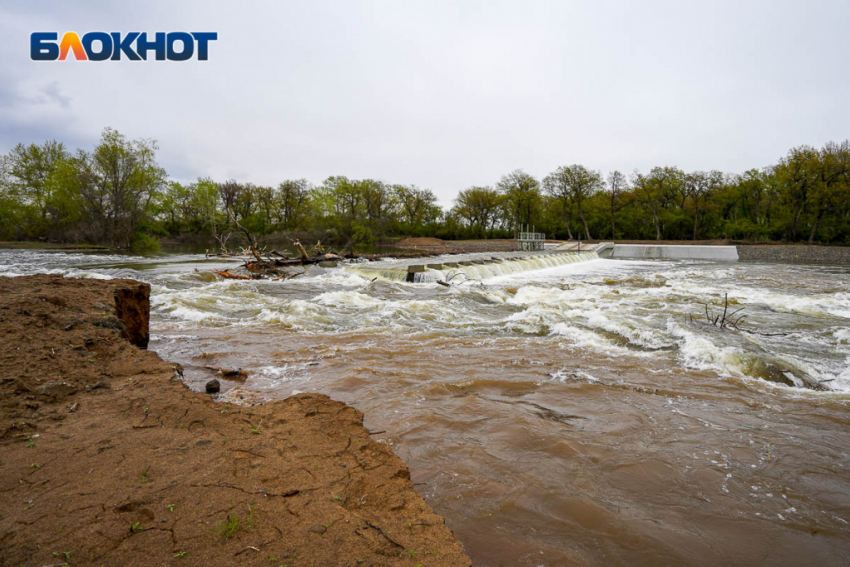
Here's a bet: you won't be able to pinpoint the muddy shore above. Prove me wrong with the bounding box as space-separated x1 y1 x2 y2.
0 275 471 566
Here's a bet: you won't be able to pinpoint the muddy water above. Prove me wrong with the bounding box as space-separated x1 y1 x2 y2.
3 249 850 566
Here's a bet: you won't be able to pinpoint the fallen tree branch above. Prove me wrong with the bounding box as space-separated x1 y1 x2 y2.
211 270 252 280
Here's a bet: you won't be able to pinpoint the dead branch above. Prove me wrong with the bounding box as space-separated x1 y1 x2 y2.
211 270 252 280
699 294 746 331
272 270 309 282
293 239 310 261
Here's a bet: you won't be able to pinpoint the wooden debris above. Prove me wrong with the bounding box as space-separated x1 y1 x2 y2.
211 270 252 280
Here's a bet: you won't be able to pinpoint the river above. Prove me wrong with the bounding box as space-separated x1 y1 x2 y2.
2 248 849 566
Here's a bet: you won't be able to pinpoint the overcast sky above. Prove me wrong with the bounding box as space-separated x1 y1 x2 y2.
2 0 849 205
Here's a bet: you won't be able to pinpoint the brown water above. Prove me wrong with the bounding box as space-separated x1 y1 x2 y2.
4 250 849 565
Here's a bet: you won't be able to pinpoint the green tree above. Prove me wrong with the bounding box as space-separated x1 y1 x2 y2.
392 185 443 232
73 128 166 247
543 165 604 240
632 166 685 240
3 140 71 238
497 170 541 236
452 186 502 238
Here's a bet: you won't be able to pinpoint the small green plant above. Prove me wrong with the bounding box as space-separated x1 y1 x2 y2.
143 407 149 414
52 551 71 560
215 504 254 540
166 503 175 512
141 469 148 483
24 436 36 448
130 522 144 534
174 550 187 559
30 462 41 469
178 423 186 429
250 420 263 435
216 513 242 540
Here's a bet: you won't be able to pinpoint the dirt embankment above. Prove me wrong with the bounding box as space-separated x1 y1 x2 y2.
0 275 470 567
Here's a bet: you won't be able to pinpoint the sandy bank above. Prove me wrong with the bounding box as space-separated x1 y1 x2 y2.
0 275 470 566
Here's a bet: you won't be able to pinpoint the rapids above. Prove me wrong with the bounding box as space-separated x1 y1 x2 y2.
2 248 849 566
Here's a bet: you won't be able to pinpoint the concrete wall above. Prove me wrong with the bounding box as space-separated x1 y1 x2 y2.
611 244 738 261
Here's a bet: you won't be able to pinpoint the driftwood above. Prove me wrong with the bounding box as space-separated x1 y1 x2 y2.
272 270 308 282
211 270 252 280
294 239 310 261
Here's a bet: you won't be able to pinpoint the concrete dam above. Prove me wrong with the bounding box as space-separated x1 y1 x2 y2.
345 243 739 283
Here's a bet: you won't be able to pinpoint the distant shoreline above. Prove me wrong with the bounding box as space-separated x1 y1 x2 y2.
0 241 115 251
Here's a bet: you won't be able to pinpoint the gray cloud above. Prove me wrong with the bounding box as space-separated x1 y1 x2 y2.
2 0 850 206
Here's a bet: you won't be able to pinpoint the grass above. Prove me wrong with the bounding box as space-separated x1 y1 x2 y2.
215 504 254 541
129 522 144 534
141 469 148 483
250 420 263 435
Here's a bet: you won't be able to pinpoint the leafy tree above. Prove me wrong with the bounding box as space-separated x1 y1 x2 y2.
543 165 604 240
606 170 630 239
497 170 541 236
73 128 166 247
392 185 442 232
452 186 502 238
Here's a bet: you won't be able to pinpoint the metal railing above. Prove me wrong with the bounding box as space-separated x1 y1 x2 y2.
517 225 545 251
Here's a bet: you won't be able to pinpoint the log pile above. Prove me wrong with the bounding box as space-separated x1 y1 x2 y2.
206 237 344 281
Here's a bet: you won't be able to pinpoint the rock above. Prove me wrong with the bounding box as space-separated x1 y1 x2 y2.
37 382 77 400
308 524 327 534
113 283 150 349
205 379 220 393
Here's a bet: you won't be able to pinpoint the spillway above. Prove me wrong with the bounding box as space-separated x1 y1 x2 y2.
345 250 600 283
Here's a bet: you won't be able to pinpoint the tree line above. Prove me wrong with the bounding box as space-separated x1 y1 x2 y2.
2 128 849 250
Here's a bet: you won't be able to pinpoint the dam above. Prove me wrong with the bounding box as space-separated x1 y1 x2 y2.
345 242 739 283
346 249 602 282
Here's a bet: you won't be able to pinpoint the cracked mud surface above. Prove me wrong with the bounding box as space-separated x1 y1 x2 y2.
0 275 471 566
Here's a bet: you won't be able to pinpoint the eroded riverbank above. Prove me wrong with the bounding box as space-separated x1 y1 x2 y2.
0 275 471 566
